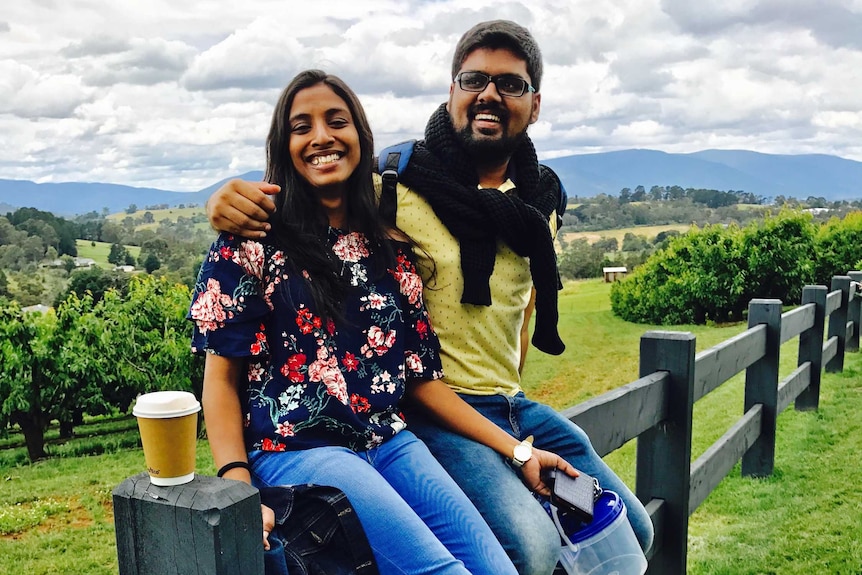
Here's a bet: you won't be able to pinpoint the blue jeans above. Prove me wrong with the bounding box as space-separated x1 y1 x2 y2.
249 430 518 575
405 393 655 575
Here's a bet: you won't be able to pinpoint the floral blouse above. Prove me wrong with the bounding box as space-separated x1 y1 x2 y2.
188 230 443 453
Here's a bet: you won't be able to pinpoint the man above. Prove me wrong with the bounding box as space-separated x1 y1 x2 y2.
206 20 653 575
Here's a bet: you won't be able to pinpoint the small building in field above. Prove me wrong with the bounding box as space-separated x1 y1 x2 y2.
602 266 628 282
22 304 52 314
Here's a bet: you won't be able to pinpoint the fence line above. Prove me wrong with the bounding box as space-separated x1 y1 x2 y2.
563 273 861 574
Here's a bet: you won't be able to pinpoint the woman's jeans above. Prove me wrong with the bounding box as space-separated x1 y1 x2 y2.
249 430 518 575
405 392 656 575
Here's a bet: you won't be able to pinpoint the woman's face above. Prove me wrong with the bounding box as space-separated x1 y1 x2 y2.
287 83 361 195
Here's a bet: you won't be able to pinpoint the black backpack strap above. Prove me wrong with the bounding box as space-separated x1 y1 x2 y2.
539 164 568 291
379 151 401 225
375 140 416 226
539 164 568 231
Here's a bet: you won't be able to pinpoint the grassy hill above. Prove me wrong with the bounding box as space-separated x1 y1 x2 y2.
561 223 694 246
75 240 141 269
105 205 203 223
105 205 209 233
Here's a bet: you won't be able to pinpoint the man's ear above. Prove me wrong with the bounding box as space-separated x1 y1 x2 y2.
446 82 455 113
529 92 541 125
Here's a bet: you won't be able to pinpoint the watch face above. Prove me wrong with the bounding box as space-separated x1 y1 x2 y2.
513 443 531 463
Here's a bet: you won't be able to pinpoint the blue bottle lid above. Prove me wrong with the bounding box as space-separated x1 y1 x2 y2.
557 489 624 543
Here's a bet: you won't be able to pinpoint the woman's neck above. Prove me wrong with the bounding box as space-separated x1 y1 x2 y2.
319 192 348 229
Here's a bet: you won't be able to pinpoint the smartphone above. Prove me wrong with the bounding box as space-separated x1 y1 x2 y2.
542 468 597 523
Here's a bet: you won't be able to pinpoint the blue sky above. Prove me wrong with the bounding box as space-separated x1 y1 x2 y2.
2 0 861 191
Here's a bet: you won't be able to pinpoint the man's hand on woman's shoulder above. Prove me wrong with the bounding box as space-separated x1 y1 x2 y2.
206 179 280 238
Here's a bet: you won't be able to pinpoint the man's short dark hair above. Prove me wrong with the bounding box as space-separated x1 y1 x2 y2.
451 20 543 92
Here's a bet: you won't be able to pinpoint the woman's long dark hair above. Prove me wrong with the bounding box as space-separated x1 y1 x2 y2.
265 70 395 323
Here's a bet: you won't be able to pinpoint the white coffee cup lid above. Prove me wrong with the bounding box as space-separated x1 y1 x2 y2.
132 391 201 418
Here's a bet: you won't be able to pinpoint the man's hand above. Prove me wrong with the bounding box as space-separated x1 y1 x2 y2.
519 448 579 497
206 179 279 238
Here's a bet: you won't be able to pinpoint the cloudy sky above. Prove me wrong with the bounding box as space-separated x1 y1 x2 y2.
2 0 861 191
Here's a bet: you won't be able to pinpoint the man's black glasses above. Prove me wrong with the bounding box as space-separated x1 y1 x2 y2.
454 71 536 98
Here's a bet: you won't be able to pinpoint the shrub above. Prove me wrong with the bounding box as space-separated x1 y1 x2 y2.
610 211 818 325
814 211 862 285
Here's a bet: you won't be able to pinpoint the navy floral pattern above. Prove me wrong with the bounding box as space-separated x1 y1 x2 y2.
189 230 442 453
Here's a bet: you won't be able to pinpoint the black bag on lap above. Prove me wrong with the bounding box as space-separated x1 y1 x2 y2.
260 484 378 575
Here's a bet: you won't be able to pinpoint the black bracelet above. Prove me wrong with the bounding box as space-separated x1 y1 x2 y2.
217 461 251 478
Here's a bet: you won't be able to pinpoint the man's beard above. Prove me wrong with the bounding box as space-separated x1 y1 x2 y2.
454 117 526 164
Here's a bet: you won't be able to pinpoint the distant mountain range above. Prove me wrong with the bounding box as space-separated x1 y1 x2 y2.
542 149 862 201
1 149 860 217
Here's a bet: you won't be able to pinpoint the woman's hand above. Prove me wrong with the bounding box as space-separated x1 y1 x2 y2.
518 448 579 497
262 504 275 550
206 179 280 238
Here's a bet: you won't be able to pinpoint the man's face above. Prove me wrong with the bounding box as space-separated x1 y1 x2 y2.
447 47 541 161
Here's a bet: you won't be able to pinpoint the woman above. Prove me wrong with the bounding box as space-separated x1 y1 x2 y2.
189 70 572 574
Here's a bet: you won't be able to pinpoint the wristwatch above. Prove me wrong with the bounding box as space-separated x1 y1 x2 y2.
511 435 534 468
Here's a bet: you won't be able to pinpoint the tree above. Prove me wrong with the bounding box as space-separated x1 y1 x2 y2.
0 303 53 460
814 211 862 284
738 210 816 307
619 188 632 204
621 232 650 252
108 243 130 265
558 238 604 279
1 276 202 462
143 252 161 273
10 271 45 306
610 211 819 325
60 254 77 274
611 224 746 324
54 266 130 307
95 275 202 411
592 237 619 253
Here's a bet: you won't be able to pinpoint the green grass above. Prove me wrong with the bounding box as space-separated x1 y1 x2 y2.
75 240 141 269
2 278 861 573
106 206 203 224
105 206 211 233
561 223 694 247
0 444 216 575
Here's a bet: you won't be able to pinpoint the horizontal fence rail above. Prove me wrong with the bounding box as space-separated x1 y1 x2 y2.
566 274 861 575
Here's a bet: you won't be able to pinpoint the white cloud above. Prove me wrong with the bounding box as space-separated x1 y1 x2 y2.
0 0 860 191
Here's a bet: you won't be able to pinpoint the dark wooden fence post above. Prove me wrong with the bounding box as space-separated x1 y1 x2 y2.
847 271 862 353
636 331 696 575
796 285 827 411
113 472 264 575
741 299 782 478
826 276 851 373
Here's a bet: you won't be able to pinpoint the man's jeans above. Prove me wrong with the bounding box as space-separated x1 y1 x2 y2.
406 392 655 575
249 430 518 575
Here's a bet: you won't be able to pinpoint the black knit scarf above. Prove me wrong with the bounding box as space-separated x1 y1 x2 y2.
399 103 565 355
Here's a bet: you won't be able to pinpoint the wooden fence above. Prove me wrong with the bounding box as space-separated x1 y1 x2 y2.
113 272 861 575
561 272 861 574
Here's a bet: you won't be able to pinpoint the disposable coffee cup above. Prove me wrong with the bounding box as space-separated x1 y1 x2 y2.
132 391 201 486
